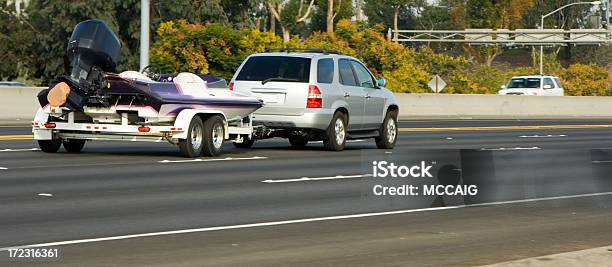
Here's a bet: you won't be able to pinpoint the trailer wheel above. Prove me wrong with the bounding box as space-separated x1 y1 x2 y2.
202 115 225 157
179 116 204 158
63 139 86 153
38 140 61 153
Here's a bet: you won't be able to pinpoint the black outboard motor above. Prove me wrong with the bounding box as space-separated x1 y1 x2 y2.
64 19 120 108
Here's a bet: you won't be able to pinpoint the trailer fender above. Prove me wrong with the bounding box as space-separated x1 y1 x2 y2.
32 107 53 140
172 109 228 140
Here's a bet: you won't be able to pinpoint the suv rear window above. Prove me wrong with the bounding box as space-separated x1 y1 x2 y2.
236 56 311 83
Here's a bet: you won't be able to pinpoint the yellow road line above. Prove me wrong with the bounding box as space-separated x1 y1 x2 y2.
400 125 612 132
0 135 33 141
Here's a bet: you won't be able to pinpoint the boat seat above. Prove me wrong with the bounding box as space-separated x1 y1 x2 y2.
173 72 209 97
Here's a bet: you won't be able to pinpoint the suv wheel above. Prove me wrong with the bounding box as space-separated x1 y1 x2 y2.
289 134 308 148
375 110 398 149
324 112 347 151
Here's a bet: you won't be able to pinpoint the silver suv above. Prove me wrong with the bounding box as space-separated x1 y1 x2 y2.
230 48 399 151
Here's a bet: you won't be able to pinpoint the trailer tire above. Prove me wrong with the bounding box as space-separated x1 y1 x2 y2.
179 116 204 158
63 139 86 153
201 115 225 157
38 140 61 153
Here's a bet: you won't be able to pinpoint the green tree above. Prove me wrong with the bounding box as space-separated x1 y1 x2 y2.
309 0 353 33
268 0 316 42
25 0 117 83
0 1 33 80
364 0 421 32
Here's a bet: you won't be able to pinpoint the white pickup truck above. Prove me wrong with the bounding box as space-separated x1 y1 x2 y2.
498 75 564 96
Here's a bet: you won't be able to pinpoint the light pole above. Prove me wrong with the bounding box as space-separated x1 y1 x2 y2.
140 0 150 72
539 1 601 75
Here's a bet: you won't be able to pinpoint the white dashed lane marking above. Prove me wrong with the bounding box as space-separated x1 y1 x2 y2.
481 147 541 151
519 134 567 138
159 156 267 163
0 148 39 152
262 174 372 183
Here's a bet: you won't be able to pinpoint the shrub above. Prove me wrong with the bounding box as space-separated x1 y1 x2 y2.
560 64 610 96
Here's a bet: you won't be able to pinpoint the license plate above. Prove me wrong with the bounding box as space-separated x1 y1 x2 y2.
255 93 285 104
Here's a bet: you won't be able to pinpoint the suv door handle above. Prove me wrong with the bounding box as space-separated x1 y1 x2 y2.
344 93 350 98
365 95 371 99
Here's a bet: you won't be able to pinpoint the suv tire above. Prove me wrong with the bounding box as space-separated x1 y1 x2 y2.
375 110 398 149
289 134 308 148
324 112 347 151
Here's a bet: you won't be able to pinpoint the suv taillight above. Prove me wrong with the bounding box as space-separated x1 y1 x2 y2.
307 85 322 108
228 82 234 91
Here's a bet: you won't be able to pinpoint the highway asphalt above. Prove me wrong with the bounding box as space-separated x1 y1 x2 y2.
1 119 612 266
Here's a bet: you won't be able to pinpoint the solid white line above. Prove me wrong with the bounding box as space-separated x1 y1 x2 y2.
262 174 372 183
1 191 611 252
311 140 365 144
0 148 39 152
519 134 567 138
481 146 541 151
159 156 267 163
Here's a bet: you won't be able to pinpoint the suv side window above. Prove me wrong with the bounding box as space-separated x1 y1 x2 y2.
544 78 555 88
350 60 376 88
554 77 562 88
317 58 334 84
338 59 357 86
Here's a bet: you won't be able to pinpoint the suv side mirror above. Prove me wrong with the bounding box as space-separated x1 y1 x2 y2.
543 84 552 89
377 78 387 88
500 85 507 90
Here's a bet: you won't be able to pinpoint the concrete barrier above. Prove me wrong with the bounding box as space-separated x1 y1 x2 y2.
0 86 44 125
3 87 612 125
396 93 612 120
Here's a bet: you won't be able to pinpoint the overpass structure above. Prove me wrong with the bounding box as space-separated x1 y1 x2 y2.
388 28 612 46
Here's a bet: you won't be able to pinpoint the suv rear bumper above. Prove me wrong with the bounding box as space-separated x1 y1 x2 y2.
252 109 334 130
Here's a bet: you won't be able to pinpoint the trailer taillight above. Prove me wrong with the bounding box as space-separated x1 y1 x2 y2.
229 82 234 91
138 126 151 132
44 122 56 129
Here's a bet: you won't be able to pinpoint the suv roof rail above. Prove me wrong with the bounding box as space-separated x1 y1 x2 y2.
264 48 343 55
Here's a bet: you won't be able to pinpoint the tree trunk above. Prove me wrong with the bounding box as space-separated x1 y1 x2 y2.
270 12 276 34
327 0 334 34
355 0 362 21
281 25 290 43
